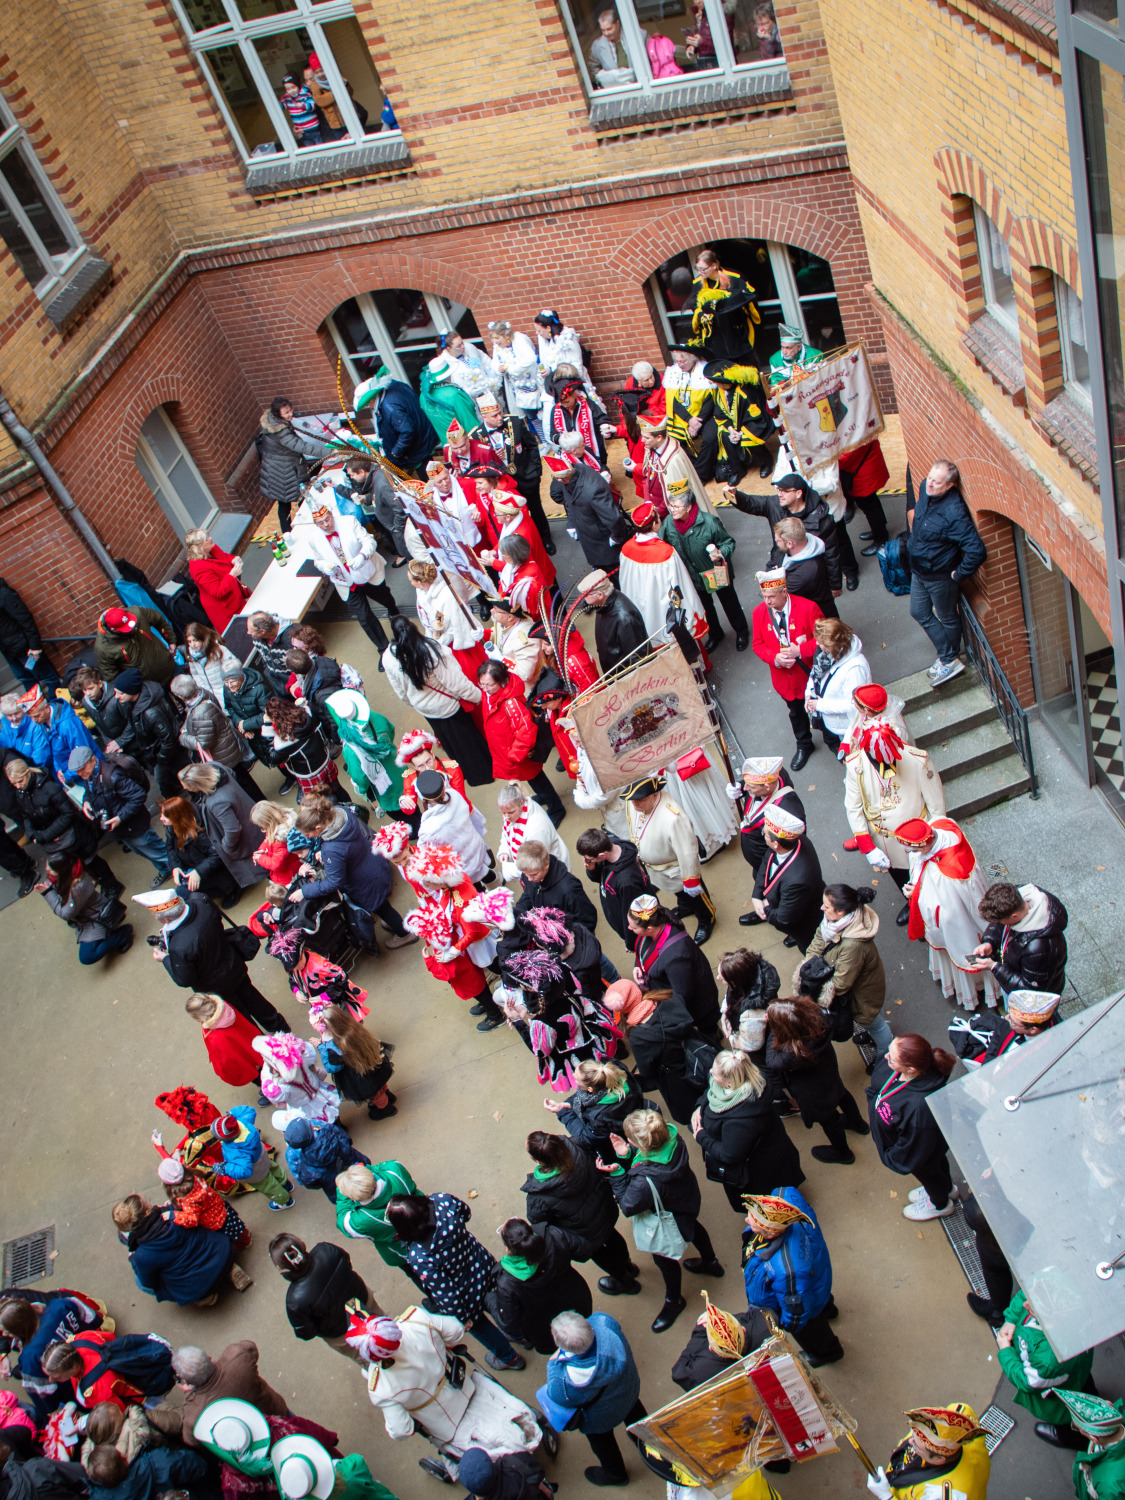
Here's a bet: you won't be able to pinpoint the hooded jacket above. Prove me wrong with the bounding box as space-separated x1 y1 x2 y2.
741 1185 832 1329
515 852 599 933
609 1126 703 1237
584 838 652 945
543 1311 640 1435
718 958 781 1055
189 767 264 887
300 807 393 910
283 1242 371 1340
87 1448 208 1500
481 674 544 781
222 667 271 758
94 609 175 687
492 1228 593 1354
284 1119 367 1189
732 477 843 589
113 680 180 766
38 701 101 781
14 770 100 860
335 1158 418 1268
125 1207 231 1305
780 533 836 618
866 1057 950 1175
520 1137 619 1258
801 903 886 1027
981 885 1068 995
258 411 329 507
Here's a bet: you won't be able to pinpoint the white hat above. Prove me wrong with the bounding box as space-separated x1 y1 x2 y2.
763 804 805 839
755 568 788 589
427 353 452 380
742 756 784 777
131 889 185 918
193 1399 270 1455
271 1437 335 1500
477 393 501 411
326 688 370 725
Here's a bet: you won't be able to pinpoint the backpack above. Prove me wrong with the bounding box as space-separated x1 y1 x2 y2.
877 533 912 596
104 752 149 793
72 1334 174 1400
681 1034 719 1089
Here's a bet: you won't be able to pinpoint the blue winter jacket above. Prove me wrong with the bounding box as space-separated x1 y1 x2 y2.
906 482 986 581
0 714 50 766
742 1185 832 1329
301 810 393 910
90 1448 209 1500
216 1104 266 1181
43 701 102 779
17 1297 102 1422
544 1311 641 1434
285 1121 369 1188
127 1215 231 1305
376 381 439 471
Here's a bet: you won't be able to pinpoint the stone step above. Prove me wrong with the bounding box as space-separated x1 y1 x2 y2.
944 752 1033 821
927 720 1016 781
888 663 981 715
908 683 998 749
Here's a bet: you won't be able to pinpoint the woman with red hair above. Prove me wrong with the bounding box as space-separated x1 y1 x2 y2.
866 1033 957 1222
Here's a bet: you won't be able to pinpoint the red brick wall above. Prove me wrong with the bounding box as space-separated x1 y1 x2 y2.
874 288 1109 708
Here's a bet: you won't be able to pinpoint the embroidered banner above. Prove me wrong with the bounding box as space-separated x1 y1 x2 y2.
399 487 493 594
774 342 885 469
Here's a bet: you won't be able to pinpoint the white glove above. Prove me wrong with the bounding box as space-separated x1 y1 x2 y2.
865 848 891 870
866 1467 893 1500
725 781 742 801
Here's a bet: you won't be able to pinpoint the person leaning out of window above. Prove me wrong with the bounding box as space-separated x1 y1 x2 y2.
906 459 986 689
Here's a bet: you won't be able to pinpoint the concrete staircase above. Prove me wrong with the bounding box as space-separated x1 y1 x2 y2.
887 665 1032 819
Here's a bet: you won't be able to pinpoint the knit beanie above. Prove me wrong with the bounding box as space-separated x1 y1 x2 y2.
157 1158 185 1185
114 668 145 695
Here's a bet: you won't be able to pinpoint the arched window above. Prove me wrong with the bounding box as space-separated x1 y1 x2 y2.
326 290 483 390
135 407 218 539
972 206 1018 337
648 237 844 363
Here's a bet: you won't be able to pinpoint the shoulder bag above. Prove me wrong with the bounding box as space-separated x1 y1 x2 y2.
630 1175 687 1260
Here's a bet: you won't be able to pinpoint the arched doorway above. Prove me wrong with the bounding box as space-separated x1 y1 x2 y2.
648 237 845 362
326 289 483 391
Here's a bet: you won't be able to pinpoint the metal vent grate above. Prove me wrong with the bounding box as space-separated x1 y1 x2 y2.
939 1204 988 1297
2 1227 55 1287
978 1405 1015 1454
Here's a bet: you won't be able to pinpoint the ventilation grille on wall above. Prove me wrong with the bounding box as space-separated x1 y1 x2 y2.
2 1227 55 1287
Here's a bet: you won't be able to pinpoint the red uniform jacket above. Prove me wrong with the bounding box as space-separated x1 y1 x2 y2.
188 549 250 634
752 593 823 701
481 675 543 779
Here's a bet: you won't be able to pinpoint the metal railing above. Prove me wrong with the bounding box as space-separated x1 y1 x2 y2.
959 597 1039 799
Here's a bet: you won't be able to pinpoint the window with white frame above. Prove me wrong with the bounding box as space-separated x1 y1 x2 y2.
170 0 396 163
1054 276 1092 403
135 408 218 539
0 99 84 297
563 0 784 96
649 238 843 365
326 290 484 391
973 204 1019 337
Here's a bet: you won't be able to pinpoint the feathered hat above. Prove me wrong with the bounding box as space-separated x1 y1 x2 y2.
396 729 436 767
403 895 455 950
251 1032 311 1083
154 1086 220 1131
503 947 564 993
345 1310 403 1363
405 842 465 889
699 1291 747 1359
373 821 411 859
462 887 516 931
856 719 905 766
520 906 573 953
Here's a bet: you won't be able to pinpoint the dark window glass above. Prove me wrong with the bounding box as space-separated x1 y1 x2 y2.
0 189 47 285
1 151 70 259
180 0 230 30
1073 0 1117 25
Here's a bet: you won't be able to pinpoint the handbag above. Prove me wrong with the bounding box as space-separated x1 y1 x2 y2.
630 1176 687 1260
219 907 261 961
675 747 710 780
700 560 730 592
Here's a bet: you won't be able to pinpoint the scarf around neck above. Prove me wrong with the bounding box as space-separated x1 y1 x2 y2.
707 1077 758 1113
672 504 699 534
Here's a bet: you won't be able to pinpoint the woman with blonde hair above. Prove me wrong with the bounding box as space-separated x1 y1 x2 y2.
158 795 239 905
406 558 488 687
177 763 264 887
183 621 243 705
249 801 300 886
545 1058 643 1166
318 1004 396 1121
804 616 871 754
185 992 262 1088
184 530 249 634
690 1050 805 1210
602 1108 722 1334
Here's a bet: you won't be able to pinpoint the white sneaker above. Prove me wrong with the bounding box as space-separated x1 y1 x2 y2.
930 659 965 687
903 1197 956 1221
907 1186 929 1203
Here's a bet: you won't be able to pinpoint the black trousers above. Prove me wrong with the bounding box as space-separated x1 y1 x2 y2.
652 1219 717 1301
820 1088 867 1151
835 520 860 581
231 762 265 803
219 973 290 1034
701 585 749 638
589 1227 635 1282
786 697 813 751
527 769 566 823
0 827 34 879
585 1399 647 1480
793 1300 843 1361
374 897 408 937
347 580 400 649
517 476 553 548
963 1195 1013 1312
913 1151 953 1210
855 491 889 544
674 882 715 927
685 421 719 484
154 750 191 798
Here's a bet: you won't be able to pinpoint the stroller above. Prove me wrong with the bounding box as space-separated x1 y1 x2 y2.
251 879 375 972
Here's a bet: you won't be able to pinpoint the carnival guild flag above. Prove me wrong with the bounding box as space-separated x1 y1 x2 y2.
774 342 884 469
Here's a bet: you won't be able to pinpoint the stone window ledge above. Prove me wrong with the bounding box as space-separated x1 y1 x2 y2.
244 135 411 195
1034 389 1099 486
44 255 113 334
962 313 1026 405
588 65 790 131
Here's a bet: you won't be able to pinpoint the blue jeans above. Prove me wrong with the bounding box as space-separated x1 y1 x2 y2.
909 573 962 664
79 925 133 964
468 1312 517 1363
121 824 172 875
863 1013 893 1058
599 953 621 984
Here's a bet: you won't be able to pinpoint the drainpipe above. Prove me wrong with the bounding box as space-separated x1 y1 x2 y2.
0 391 120 581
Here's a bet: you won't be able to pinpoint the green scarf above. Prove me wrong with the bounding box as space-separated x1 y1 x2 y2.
637 1121 679 1163
533 1165 560 1181
500 1254 538 1281
707 1078 758 1114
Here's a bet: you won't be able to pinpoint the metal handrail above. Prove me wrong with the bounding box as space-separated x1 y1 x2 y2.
959 597 1039 799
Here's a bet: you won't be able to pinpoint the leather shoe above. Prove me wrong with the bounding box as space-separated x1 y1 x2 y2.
758 454 774 479
739 912 764 926
735 630 749 651
1035 1423 1085 1451
859 531 873 540
693 922 713 947
597 1274 642 1295
790 744 813 771
842 836 860 850
683 1257 724 1276
803 1349 844 1368
703 630 725 652
860 542 883 557
966 1293 1004 1328
584 1469 628 1487
783 934 800 947
651 1294 687 1333
896 905 911 926
845 574 859 591
544 540 557 556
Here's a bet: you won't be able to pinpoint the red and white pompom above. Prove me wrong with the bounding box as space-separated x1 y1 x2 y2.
462 887 516 931
403 895 455 951
405 842 465 889
396 729 437 767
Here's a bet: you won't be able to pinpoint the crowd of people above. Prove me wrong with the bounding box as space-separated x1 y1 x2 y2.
0 254 1107 1500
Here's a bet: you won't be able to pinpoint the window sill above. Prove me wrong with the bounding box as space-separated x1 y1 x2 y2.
43 254 113 335
588 64 790 130
1034 389 1099 486
961 313 1026 405
244 135 411 195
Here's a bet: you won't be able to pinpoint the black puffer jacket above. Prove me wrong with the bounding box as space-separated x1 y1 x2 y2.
520 1137 619 1257
584 838 652 946
492 1229 593 1354
114 680 180 765
671 1307 771 1391
610 1129 702 1239
556 1073 646 1165
515 853 599 933
693 1088 805 1196
14 769 99 859
764 1014 846 1125
982 887 1068 995
283 1242 370 1340
0 578 42 659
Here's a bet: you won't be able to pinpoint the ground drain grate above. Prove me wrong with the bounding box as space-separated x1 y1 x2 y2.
978 1405 1015 1453
939 1203 988 1297
2 1227 54 1287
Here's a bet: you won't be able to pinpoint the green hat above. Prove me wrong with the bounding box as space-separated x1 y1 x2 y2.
778 324 804 344
1058 1390 1125 1438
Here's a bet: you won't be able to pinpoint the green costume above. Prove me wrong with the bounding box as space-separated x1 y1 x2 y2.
660 508 736 598
1063 1394 1125 1500
419 363 478 441
325 688 404 814
335 1158 417 1268
768 343 823 384
997 1290 1094 1425
333 1453 400 1500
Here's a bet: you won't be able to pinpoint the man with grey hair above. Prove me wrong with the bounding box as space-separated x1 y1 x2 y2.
0 690 50 765
548 444 632 573
906 458 986 687
545 1311 646 1485
67 743 171 886
176 1341 289 1445
170 674 262 801
497 780 570 882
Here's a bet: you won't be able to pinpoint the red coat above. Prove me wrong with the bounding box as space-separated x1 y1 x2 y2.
200 1009 263 1088
838 439 889 498
502 507 556 588
481 675 543 779
252 836 301 885
751 593 823 701
444 438 496 474
504 559 550 620
189 549 250 634
559 630 599 693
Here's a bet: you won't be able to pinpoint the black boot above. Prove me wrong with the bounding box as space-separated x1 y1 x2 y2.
474 991 506 1031
651 1295 686 1333
1034 1423 1085 1450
